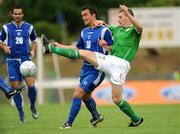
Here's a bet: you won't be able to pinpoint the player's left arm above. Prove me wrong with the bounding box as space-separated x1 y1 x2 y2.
0 27 11 54
30 26 37 58
30 41 37 58
120 5 143 33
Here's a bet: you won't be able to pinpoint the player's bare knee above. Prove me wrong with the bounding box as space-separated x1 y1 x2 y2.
112 96 121 104
25 77 34 86
10 81 20 89
82 94 91 101
73 93 82 99
26 81 34 87
73 87 85 99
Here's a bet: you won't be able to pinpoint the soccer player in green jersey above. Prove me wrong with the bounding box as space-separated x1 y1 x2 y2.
42 4 143 127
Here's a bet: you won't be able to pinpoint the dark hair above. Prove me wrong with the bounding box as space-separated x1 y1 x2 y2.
81 5 97 18
11 5 23 14
119 8 134 17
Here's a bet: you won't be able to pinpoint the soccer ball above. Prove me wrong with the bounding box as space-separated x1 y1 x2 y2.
20 61 37 77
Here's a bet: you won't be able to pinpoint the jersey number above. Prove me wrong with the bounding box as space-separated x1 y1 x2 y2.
16 37 23 45
86 40 91 49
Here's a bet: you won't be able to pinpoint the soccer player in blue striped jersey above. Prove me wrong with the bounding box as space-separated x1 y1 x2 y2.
0 6 38 123
50 5 114 129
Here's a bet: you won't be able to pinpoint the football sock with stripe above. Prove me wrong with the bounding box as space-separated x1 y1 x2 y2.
13 93 24 117
49 45 80 59
0 76 10 94
28 85 37 111
67 98 82 126
117 100 140 123
84 97 99 120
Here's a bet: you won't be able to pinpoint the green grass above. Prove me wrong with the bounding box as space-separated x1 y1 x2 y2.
0 104 180 134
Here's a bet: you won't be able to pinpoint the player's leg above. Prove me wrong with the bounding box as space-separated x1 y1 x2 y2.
41 34 79 59
60 86 85 129
81 72 105 127
0 75 23 99
7 60 25 123
61 72 105 129
45 43 99 68
41 35 99 67
83 94 99 120
42 35 80 59
111 83 143 127
106 56 143 127
79 50 99 68
83 94 104 127
24 77 38 119
11 81 25 123
0 75 10 94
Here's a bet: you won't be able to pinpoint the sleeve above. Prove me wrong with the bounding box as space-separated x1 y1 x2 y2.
0 26 7 43
109 26 116 33
134 26 142 35
76 31 84 49
100 27 114 46
29 25 37 42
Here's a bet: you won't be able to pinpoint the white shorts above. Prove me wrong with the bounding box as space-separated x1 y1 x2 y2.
95 52 131 85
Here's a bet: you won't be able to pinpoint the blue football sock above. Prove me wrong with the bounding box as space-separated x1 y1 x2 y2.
0 76 10 94
67 98 82 126
28 86 37 111
84 97 99 120
13 93 24 117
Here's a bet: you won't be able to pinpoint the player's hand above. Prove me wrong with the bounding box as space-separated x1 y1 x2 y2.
3 46 11 54
99 39 107 48
94 20 104 27
119 5 129 15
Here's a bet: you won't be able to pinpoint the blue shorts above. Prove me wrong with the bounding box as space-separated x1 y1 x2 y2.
79 71 105 93
7 56 31 81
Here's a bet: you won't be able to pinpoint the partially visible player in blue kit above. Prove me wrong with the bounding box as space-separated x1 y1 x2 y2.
0 75 24 99
0 5 38 123
46 5 113 129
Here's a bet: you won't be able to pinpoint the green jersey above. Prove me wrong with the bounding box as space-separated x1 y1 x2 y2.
109 26 141 62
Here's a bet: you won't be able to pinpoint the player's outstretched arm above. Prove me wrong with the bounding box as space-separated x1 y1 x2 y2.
120 5 143 33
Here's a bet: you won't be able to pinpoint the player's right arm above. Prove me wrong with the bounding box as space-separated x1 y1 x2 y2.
0 27 11 54
0 43 11 54
120 5 143 33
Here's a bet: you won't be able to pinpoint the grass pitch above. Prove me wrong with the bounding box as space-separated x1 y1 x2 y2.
0 104 180 134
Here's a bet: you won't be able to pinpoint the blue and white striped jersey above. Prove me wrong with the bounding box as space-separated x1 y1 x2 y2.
76 25 113 54
76 25 113 76
0 21 37 58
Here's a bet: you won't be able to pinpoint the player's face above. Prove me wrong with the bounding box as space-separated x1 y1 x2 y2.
12 9 24 23
81 9 94 26
118 12 131 27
